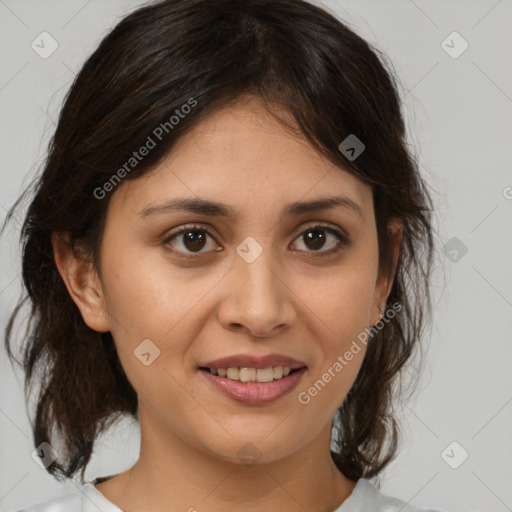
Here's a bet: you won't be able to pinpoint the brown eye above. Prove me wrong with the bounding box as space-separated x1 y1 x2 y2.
180 229 208 252
163 225 220 258
291 225 350 255
162 223 350 260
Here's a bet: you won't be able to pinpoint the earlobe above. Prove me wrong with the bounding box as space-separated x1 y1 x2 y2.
51 232 110 333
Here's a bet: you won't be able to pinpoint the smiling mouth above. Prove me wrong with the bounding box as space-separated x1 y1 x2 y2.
198 366 304 383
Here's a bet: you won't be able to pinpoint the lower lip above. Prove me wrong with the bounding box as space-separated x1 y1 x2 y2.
199 367 307 405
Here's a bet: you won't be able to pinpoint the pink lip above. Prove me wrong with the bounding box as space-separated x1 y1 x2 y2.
200 353 306 370
199 367 307 405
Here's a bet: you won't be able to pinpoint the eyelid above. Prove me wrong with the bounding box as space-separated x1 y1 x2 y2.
161 223 220 259
297 221 350 242
162 223 218 242
162 221 351 258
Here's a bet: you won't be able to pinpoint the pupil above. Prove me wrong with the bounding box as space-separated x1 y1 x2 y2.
304 229 326 250
184 230 206 252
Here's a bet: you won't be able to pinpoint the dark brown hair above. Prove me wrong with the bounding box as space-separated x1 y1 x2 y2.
3 0 435 485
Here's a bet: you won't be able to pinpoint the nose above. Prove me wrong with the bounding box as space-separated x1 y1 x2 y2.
216 242 297 338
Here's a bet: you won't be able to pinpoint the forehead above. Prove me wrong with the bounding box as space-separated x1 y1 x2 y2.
110 96 372 221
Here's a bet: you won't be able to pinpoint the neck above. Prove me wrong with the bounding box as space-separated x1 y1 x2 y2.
96 404 357 512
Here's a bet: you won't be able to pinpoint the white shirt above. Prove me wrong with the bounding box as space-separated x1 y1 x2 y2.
12 478 446 512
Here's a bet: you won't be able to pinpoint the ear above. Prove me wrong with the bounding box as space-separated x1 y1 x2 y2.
51 232 110 333
371 218 403 326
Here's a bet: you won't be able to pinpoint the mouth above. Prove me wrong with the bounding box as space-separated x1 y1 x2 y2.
198 365 308 405
198 365 305 383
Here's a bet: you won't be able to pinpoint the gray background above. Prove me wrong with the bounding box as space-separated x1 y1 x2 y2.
1 0 511 511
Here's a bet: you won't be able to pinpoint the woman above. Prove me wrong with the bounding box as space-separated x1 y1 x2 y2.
4 0 445 510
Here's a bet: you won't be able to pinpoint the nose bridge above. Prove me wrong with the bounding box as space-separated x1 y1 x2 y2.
218 235 294 336
234 235 281 305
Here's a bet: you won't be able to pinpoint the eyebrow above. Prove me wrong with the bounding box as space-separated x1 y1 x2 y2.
137 195 365 221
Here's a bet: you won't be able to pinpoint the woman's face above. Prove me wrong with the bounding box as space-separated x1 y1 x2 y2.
63 96 398 465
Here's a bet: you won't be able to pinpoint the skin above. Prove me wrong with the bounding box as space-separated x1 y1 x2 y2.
53 95 402 512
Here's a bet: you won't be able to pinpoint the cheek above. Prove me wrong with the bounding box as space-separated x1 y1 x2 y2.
303 257 377 344
99 240 222 372
98 247 194 411
292 249 377 408
294 280 371 423
100 240 190 333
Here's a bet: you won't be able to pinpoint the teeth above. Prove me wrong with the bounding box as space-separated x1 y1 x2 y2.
207 366 294 382
239 367 256 382
226 367 239 380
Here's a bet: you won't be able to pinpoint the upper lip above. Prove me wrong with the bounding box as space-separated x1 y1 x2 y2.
200 353 307 370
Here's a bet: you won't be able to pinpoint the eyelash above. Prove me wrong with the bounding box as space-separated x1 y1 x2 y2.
162 223 351 260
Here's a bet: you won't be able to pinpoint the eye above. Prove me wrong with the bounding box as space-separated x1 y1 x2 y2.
290 224 350 255
162 223 350 259
162 224 221 259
